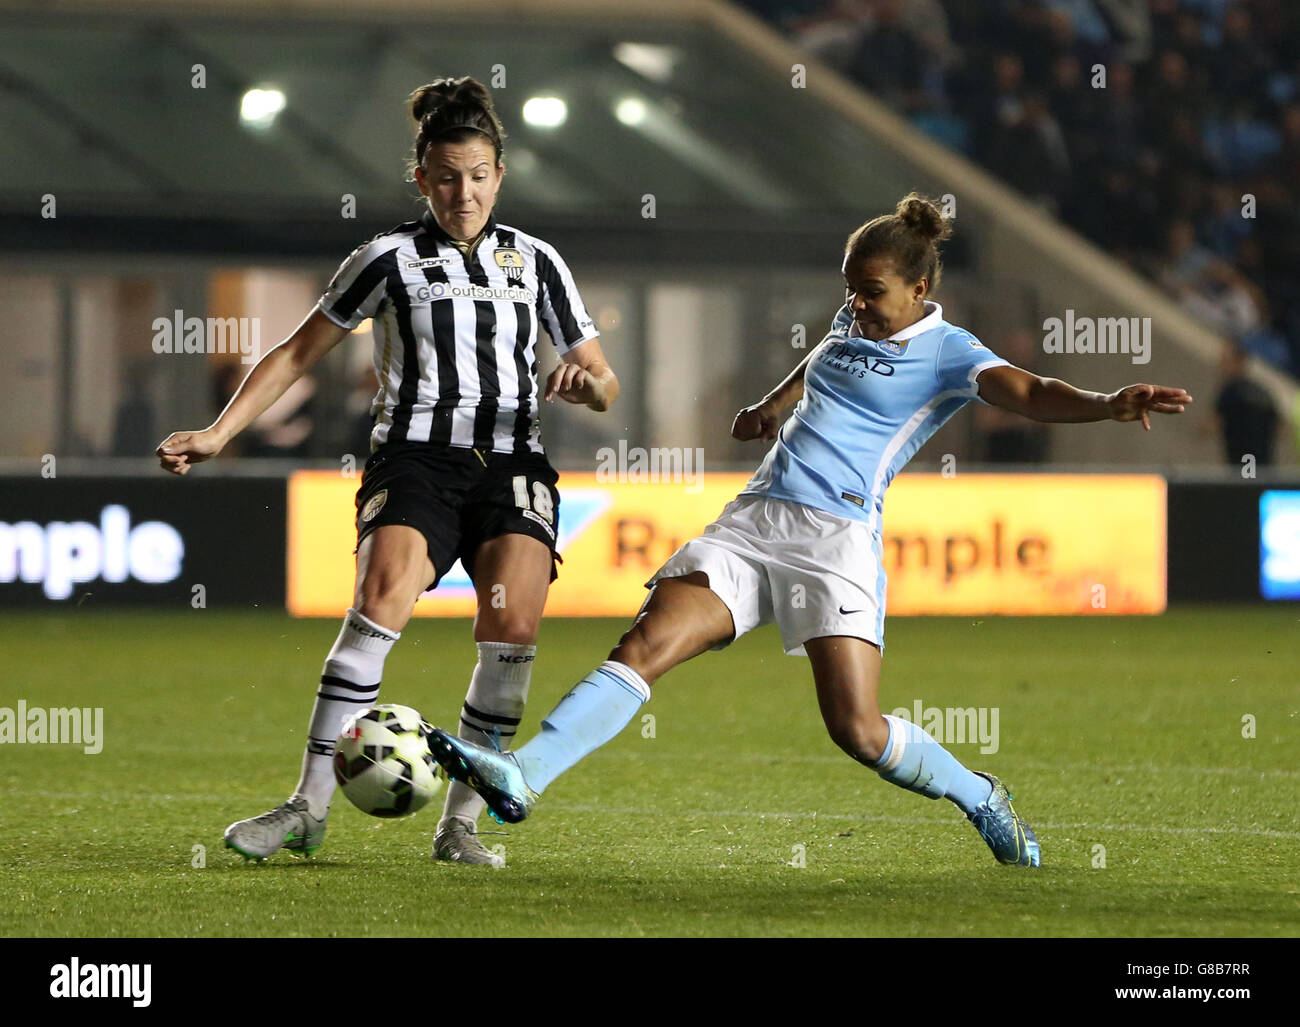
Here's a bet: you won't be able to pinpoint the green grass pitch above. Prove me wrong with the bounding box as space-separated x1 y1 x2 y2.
1 608 1296 938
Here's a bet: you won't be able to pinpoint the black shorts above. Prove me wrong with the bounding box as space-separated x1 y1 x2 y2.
353 442 561 590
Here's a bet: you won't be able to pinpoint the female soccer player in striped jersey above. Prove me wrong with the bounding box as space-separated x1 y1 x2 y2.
157 77 618 866
428 193 1193 868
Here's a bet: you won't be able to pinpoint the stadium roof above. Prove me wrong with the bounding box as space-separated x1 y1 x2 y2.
0 0 899 261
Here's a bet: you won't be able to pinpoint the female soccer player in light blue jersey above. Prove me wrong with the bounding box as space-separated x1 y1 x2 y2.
429 194 1192 867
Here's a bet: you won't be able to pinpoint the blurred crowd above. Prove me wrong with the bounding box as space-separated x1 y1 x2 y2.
744 0 1300 377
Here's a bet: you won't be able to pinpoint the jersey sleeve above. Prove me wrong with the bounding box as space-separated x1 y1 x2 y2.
533 240 598 354
824 304 853 341
317 239 398 330
935 327 1010 404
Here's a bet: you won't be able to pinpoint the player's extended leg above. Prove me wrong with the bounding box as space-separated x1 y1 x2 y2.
224 525 432 861
805 635 1039 867
428 573 734 823
435 533 552 867
608 573 738 684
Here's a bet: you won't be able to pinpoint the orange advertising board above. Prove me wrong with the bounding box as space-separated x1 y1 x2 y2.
874 474 1165 614
287 472 1165 617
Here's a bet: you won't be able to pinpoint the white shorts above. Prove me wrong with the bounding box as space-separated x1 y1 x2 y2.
646 494 887 656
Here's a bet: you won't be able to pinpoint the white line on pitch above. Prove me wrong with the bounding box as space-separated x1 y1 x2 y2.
544 803 1300 839
590 750 1300 778
12 793 1299 840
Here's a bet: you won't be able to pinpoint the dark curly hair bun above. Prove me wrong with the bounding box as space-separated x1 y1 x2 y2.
894 193 952 244
406 76 505 178
845 192 953 291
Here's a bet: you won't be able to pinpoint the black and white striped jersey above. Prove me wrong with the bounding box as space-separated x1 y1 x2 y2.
317 209 598 455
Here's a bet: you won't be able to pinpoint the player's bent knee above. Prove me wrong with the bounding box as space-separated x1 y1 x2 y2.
475 614 539 646
609 630 650 678
355 600 412 633
357 577 414 611
609 626 668 686
355 570 424 628
828 716 889 766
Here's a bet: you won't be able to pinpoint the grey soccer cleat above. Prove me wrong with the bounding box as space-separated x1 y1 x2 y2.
433 816 505 868
224 796 327 861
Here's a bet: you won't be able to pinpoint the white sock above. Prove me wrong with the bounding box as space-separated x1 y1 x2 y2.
439 641 535 827
293 608 399 817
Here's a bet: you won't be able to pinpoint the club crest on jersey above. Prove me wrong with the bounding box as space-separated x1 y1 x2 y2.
360 489 388 523
494 248 525 281
877 339 908 356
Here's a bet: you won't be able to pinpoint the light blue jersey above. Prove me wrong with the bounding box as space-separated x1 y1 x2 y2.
743 301 1009 534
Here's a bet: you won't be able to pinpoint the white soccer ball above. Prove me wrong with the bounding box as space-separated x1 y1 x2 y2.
333 704 444 818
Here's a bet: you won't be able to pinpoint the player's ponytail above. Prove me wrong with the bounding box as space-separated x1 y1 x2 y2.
845 193 952 292
406 76 505 180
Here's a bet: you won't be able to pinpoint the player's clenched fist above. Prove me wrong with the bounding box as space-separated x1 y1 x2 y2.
544 361 593 404
156 428 224 475
731 401 782 442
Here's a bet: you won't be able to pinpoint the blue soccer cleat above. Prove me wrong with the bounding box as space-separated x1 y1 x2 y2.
967 771 1041 867
426 728 539 824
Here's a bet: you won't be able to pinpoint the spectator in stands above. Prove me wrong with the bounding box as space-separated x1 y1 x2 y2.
1147 0 1182 48
112 361 156 457
346 364 380 463
1201 182 1254 260
1270 103 1300 184
1202 100 1281 177
1215 343 1278 467
1020 6 1104 89
209 360 318 458
964 53 1026 161
1048 54 1106 173
743 0 1300 377
1168 9 1213 90
974 328 1050 462
845 0 931 110
1159 218 1267 343
987 92 1071 211
788 0 872 71
1144 51 1209 147
242 376 318 459
1218 4 1274 102
743 0 829 29
1095 61 1142 164
1096 0 1154 63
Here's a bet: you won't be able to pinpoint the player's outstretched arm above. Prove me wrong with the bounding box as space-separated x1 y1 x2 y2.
976 365 1192 431
156 308 349 475
731 350 818 441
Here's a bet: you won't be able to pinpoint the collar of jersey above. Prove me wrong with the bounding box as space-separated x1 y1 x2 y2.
419 208 497 253
849 300 943 343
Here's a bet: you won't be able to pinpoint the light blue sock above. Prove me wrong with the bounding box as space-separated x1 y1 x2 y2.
873 714 993 813
515 661 650 794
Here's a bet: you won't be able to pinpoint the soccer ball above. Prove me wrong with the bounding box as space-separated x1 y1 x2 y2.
333 704 444 818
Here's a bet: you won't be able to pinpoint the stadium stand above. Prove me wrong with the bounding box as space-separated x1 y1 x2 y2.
745 0 1300 378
